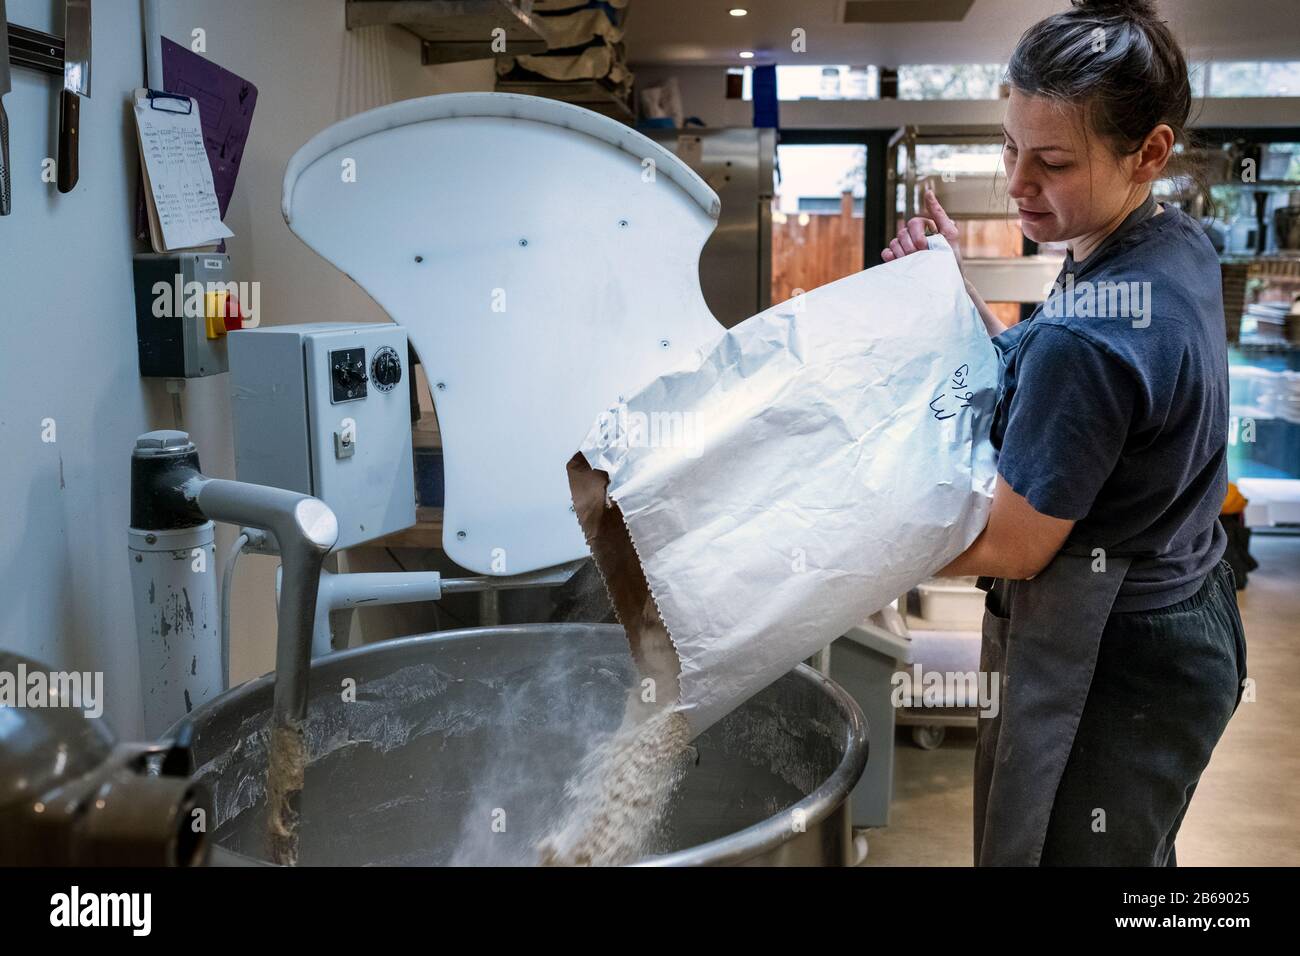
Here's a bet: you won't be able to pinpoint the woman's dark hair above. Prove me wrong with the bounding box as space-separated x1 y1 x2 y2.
1007 0 1192 159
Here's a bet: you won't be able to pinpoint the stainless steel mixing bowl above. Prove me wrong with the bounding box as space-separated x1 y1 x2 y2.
178 623 868 866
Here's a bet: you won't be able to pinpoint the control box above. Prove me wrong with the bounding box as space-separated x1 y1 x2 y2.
228 323 416 550
133 253 238 378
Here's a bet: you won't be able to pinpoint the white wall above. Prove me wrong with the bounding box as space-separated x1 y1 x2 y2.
0 0 493 738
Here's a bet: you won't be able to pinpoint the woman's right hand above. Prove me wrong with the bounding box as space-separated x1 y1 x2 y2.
881 180 965 275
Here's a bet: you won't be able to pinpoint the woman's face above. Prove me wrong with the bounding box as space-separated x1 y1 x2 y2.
1000 89 1151 245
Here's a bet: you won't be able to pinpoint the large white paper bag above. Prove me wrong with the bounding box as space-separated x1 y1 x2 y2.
569 237 999 737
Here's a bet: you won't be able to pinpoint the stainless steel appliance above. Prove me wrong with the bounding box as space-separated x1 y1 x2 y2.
179 623 869 866
648 127 776 328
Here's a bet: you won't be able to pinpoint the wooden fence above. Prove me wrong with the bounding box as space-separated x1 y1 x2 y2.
772 192 1025 326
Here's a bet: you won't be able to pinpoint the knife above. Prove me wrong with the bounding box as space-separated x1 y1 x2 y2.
57 0 90 194
1 0 13 214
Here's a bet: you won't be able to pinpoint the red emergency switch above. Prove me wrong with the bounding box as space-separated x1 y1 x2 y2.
224 292 244 333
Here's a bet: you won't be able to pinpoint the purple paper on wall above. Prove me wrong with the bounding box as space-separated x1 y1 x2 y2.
135 40 258 249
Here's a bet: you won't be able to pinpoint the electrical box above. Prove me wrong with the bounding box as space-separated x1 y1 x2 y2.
133 253 237 378
228 323 416 550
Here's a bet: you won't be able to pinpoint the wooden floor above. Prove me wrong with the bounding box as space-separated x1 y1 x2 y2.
861 534 1300 867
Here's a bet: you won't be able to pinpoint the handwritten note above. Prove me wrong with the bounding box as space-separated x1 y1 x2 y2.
132 89 234 252
929 363 974 421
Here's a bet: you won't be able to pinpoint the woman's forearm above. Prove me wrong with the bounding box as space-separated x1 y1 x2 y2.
937 527 1018 579
965 280 1007 337
935 476 1076 580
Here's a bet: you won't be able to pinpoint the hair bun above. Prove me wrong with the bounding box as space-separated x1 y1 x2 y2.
1071 0 1159 19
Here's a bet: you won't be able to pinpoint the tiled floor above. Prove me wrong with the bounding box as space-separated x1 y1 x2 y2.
861 534 1300 867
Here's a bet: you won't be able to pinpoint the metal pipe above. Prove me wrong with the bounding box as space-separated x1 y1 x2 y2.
285 560 583 656
142 0 163 91
220 531 249 690
809 644 832 677
277 567 447 656
437 560 582 594
477 587 500 627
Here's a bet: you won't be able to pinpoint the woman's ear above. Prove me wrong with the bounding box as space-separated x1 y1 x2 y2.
1133 124 1176 184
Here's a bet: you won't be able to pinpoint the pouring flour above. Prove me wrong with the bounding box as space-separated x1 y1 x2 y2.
538 237 997 863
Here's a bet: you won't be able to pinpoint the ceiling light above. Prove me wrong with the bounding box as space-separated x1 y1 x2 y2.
739 50 754 59
729 7 748 15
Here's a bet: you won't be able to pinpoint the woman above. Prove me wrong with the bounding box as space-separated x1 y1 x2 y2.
885 0 1247 866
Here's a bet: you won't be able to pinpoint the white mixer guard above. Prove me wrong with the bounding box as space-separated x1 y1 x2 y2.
282 93 725 574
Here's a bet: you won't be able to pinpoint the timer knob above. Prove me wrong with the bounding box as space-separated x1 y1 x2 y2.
371 346 402 392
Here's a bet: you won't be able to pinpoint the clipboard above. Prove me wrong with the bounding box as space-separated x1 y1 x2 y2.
132 87 234 253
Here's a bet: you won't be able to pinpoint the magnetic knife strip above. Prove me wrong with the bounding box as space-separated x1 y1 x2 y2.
6 22 66 77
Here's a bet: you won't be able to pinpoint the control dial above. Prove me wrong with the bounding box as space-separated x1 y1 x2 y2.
329 347 369 403
371 346 403 392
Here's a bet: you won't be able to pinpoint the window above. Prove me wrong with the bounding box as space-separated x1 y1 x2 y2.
1206 61 1300 97
735 60 1300 104
908 143 1005 177
734 65 878 101
898 64 1005 100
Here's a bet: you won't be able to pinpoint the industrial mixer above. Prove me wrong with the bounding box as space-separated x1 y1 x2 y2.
118 93 873 866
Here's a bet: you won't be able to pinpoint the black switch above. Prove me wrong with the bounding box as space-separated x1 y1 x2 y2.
330 347 368 403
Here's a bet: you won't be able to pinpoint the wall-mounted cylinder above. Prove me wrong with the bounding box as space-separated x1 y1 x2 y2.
129 432 222 736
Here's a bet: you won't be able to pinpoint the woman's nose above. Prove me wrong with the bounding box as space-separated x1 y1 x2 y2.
1005 155 1037 201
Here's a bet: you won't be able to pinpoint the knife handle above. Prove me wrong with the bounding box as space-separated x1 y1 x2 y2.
0 102 11 215
58 88 79 194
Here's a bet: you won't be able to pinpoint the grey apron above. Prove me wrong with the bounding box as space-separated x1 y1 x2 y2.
973 548 1132 865
972 195 1157 866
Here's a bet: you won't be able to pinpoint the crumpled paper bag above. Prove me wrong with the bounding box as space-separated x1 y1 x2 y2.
568 236 999 737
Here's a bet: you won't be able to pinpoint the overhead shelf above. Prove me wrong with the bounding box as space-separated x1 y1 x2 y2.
345 0 549 65
494 78 633 124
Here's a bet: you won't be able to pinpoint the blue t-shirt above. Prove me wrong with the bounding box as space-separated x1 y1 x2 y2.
990 202 1228 612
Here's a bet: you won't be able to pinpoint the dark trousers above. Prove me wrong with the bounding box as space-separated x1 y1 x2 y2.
1040 560 1247 865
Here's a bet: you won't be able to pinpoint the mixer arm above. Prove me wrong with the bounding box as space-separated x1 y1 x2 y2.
185 478 337 864
186 477 338 727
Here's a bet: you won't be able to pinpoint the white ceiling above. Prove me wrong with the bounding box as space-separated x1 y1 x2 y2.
624 0 1300 67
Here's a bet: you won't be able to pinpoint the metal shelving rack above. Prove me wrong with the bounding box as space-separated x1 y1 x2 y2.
342 1 634 125
344 0 548 65
888 124 1061 308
